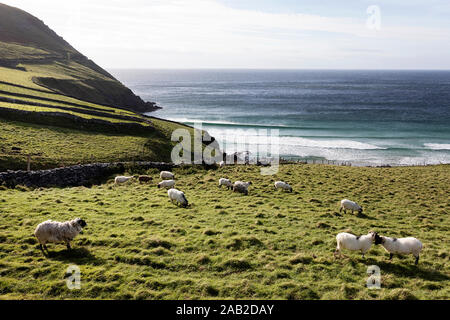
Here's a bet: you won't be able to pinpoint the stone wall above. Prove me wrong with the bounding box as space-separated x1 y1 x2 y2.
0 161 176 188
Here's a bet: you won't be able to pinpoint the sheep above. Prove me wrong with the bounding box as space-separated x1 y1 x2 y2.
115 176 133 185
233 182 249 195
218 178 233 190
340 199 363 214
160 171 175 180
233 181 252 189
334 231 377 258
138 175 152 183
168 188 189 207
34 218 87 253
374 234 423 265
274 181 292 192
158 179 176 189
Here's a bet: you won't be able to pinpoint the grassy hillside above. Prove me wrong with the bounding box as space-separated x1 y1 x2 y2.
0 118 179 170
0 164 448 299
0 65 199 171
0 3 158 113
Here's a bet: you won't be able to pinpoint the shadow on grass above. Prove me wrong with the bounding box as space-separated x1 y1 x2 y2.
363 257 450 282
46 247 104 265
355 212 376 220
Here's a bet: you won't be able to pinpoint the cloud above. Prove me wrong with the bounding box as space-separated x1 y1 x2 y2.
2 0 450 68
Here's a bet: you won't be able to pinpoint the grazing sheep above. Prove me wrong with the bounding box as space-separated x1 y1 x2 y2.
115 176 133 185
234 181 252 188
274 181 292 192
34 218 87 253
168 188 189 207
160 171 175 180
374 234 423 265
233 182 249 195
218 178 233 190
334 231 377 258
138 175 152 183
340 199 363 214
158 179 176 189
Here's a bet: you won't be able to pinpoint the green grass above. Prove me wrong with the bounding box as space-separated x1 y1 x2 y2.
0 66 54 91
0 65 202 171
0 101 151 125
0 42 51 61
0 164 448 299
0 75 138 116
0 83 139 116
0 118 196 170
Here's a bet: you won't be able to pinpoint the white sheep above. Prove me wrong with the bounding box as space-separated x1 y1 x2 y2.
374 234 423 265
232 181 251 195
158 179 176 189
274 181 292 192
34 218 87 253
218 178 233 190
340 199 363 214
160 171 175 179
168 188 189 207
233 181 252 189
115 176 133 185
334 231 377 258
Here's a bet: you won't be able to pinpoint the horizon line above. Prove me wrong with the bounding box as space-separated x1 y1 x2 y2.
107 67 450 71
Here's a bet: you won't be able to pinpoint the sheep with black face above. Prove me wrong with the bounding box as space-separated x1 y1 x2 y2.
339 199 363 214
34 218 87 254
374 233 423 265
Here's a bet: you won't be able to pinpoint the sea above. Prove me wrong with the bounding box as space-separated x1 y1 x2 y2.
110 69 450 166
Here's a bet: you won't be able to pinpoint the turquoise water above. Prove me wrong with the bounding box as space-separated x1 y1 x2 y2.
111 69 450 166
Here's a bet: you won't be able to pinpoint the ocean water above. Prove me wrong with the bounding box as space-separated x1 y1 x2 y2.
110 69 450 166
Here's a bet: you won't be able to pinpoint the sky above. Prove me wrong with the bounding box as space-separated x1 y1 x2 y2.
2 0 450 69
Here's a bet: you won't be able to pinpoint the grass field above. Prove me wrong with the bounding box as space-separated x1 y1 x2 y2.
0 118 199 170
0 164 448 300
0 64 201 171
0 66 150 123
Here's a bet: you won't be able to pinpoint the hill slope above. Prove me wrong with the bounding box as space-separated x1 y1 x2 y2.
0 3 158 113
0 3 207 171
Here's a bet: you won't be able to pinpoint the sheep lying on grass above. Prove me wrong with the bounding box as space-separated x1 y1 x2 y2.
218 178 233 190
160 171 175 179
374 233 423 265
34 218 87 254
168 188 189 208
340 199 363 214
158 179 175 189
334 231 377 258
274 181 292 192
115 176 133 185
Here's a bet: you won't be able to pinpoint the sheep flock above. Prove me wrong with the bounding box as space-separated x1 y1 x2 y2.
34 167 425 267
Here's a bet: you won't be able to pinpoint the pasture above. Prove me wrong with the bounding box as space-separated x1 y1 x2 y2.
0 164 448 299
